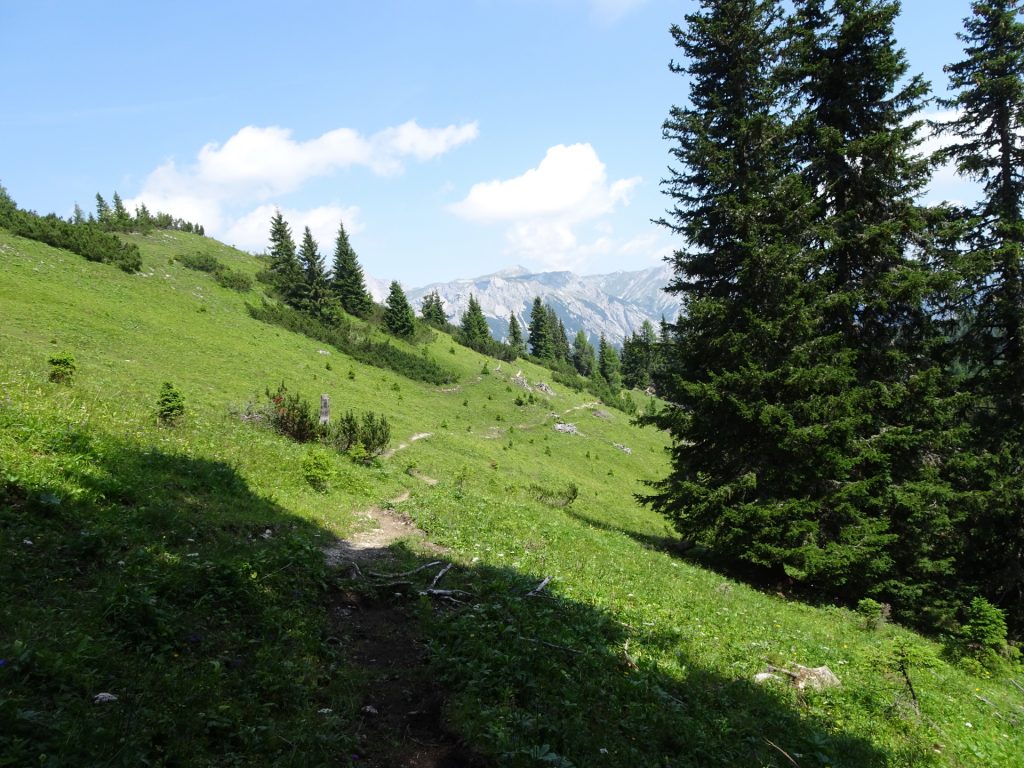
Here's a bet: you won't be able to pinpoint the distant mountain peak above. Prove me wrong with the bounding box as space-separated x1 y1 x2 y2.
404 264 681 345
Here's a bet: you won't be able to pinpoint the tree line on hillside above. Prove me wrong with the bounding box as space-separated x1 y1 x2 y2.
0 186 207 273
651 0 1024 641
262 207 664 412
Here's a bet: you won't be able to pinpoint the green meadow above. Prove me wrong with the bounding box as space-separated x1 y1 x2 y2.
1 229 1021 766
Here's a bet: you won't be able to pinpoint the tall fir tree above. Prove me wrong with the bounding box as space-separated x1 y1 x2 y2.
459 294 492 350
268 210 304 306
621 320 658 389
383 281 416 338
507 314 525 356
527 297 552 358
298 226 330 317
936 0 1024 630
597 335 622 391
785 0 958 615
330 220 374 318
95 193 111 227
572 330 596 377
111 192 131 232
645 0 817 582
420 290 448 328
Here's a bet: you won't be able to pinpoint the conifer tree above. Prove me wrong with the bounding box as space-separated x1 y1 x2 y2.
384 281 415 337
420 290 448 328
646 0 845 589
936 0 1024 629
786 0 954 608
459 294 492 349
572 330 597 377
95 193 111 227
72 204 85 226
507 314 525 356
298 226 329 317
621 320 657 389
330 220 374 318
111 192 131 231
597 335 622 390
268 210 304 306
527 297 552 358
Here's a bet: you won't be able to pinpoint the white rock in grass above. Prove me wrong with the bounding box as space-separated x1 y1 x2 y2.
93 692 118 704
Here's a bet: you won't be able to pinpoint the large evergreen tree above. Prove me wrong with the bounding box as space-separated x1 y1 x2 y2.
597 335 622 391
297 226 330 317
936 0 1024 629
420 290 448 328
459 294 492 350
527 297 552 359
383 281 416 338
268 210 304 306
645 0 818 581
507 314 525 357
571 330 596 377
330 220 374 318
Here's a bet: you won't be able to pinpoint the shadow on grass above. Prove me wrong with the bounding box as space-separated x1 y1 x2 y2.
566 507 690 555
351 541 890 768
0 429 354 767
1 419 888 767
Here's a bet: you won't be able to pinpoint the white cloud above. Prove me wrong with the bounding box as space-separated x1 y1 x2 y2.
451 143 641 271
222 204 363 254
124 119 478 248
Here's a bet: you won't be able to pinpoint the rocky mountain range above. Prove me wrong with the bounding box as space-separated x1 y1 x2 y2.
385 264 681 345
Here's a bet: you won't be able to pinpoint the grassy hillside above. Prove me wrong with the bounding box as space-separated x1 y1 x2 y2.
1 230 1021 767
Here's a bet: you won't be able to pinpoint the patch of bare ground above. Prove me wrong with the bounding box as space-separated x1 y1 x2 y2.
383 432 434 459
324 495 483 767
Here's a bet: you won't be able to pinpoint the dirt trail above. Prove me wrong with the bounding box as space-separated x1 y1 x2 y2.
323 489 482 767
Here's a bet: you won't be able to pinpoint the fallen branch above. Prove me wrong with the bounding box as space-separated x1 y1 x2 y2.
526 576 552 597
429 562 453 589
368 560 442 579
763 738 801 768
1010 679 1024 696
420 588 472 599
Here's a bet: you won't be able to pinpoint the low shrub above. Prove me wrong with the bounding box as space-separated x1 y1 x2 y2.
178 251 252 292
857 598 890 631
302 448 332 492
47 353 76 384
156 382 185 425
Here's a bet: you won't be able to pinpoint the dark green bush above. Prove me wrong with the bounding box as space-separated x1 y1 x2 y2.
47 353 76 384
265 383 320 443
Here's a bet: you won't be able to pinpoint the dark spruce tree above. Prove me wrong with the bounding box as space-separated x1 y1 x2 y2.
420 290 448 328
268 210 304 306
384 281 416 338
597 334 622 391
645 0 854 594
527 297 552 359
784 0 960 620
297 226 331 317
459 294 492 351
621 320 658 389
571 329 596 377
330 220 374 318
507 314 525 357
936 0 1024 632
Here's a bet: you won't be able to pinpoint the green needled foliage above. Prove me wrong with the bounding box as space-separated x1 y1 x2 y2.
527 296 552 359
330 219 374 319
383 280 416 338
420 289 449 329
647 0 964 629
935 0 1024 632
458 293 492 351
267 209 303 306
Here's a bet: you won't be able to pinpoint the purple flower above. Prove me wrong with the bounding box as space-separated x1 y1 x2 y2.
0 658 7 667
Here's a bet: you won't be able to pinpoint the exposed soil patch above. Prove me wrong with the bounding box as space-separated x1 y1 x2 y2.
329 589 485 767
383 432 434 459
323 492 445 567
324 493 483 767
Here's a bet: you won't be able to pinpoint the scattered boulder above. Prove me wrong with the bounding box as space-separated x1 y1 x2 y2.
612 442 632 455
591 409 611 420
554 422 581 435
535 381 556 396
512 371 531 391
754 664 841 691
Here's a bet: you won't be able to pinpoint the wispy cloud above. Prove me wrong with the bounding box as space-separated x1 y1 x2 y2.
125 119 478 251
450 143 640 271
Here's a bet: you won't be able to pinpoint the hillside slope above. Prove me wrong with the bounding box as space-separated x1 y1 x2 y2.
0 230 1020 767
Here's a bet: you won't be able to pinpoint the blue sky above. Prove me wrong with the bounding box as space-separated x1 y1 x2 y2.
2 0 977 287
